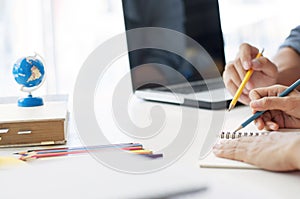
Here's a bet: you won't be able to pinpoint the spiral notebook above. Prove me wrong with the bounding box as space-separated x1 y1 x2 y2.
199 131 268 170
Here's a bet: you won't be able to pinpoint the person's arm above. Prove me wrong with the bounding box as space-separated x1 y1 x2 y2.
275 25 300 86
213 132 300 171
223 26 300 104
273 47 300 86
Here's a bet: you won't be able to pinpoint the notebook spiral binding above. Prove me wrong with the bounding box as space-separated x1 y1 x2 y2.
220 131 268 139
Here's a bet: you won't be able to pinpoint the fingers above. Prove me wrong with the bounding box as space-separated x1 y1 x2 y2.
224 43 259 89
249 85 300 129
265 121 279 131
233 59 247 85
223 62 251 104
254 117 265 130
249 85 286 102
250 84 300 100
253 112 279 130
238 43 259 70
213 132 300 171
250 85 294 127
223 43 278 105
250 96 291 112
213 136 257 161
213 139 242 160
223 43 265 104
224 78 250 104
251 57 278 78
223 62 242 91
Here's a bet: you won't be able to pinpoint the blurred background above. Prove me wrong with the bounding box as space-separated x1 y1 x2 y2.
0 0 300 97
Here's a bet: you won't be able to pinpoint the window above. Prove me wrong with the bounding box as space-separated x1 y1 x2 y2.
0 0 124 97
0 0 300 98
219 0 300 60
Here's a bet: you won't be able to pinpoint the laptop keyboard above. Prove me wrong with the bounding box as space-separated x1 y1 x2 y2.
157 81 223 94
172 84 208 94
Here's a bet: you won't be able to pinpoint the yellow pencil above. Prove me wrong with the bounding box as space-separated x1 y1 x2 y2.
228 49 264 111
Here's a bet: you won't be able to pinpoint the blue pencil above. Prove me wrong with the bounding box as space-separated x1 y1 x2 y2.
233 79 300 133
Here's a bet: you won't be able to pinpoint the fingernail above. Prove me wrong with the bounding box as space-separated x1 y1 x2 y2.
270 124 277 130
243 61 251 70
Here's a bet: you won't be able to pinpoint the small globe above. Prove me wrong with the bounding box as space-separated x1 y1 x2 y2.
12 56 45 88
12 55 45 107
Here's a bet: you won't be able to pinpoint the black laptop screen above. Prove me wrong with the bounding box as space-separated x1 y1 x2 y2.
122 0 225 90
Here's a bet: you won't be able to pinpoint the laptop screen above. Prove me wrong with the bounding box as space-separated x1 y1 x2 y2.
122 0 225 90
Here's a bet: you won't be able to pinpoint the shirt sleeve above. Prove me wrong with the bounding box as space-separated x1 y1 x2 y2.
280 25 300 54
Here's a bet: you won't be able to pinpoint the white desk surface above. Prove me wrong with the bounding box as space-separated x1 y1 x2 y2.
0 97 299 199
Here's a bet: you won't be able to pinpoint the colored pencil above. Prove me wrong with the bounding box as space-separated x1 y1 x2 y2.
233 79 300 132
20 149 155 161
21 146 143 156
15 143 142 155
16 142 163 161
129 150 153 155
228 49 264 111
20 151 163 161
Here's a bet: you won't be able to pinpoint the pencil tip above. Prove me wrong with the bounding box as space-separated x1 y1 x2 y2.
228 104 234 112
233 126 243 133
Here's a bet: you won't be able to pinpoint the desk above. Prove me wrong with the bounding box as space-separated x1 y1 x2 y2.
0 96 299 199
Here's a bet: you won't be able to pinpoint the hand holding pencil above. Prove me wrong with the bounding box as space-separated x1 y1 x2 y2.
223 43 278 106
228 48 264 111
233 79 300 132
248 82 300 130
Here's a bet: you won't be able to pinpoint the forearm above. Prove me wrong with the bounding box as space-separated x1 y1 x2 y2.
273 47 300 87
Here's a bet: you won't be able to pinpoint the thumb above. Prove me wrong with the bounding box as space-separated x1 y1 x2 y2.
250 96 290 111
238 43 259 70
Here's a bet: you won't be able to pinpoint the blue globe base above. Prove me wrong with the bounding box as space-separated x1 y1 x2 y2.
18 95 44 107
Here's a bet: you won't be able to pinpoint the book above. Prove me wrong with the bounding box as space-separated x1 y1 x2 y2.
199 131 268 169
0 102 68 147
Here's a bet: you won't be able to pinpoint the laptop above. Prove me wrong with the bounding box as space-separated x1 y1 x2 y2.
121 0 232 109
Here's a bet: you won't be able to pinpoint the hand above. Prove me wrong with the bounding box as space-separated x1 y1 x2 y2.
213 132 300 171
249 85 300 130
223 43 278 104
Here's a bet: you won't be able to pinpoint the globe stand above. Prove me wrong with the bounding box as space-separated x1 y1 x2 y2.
18 93 44 107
